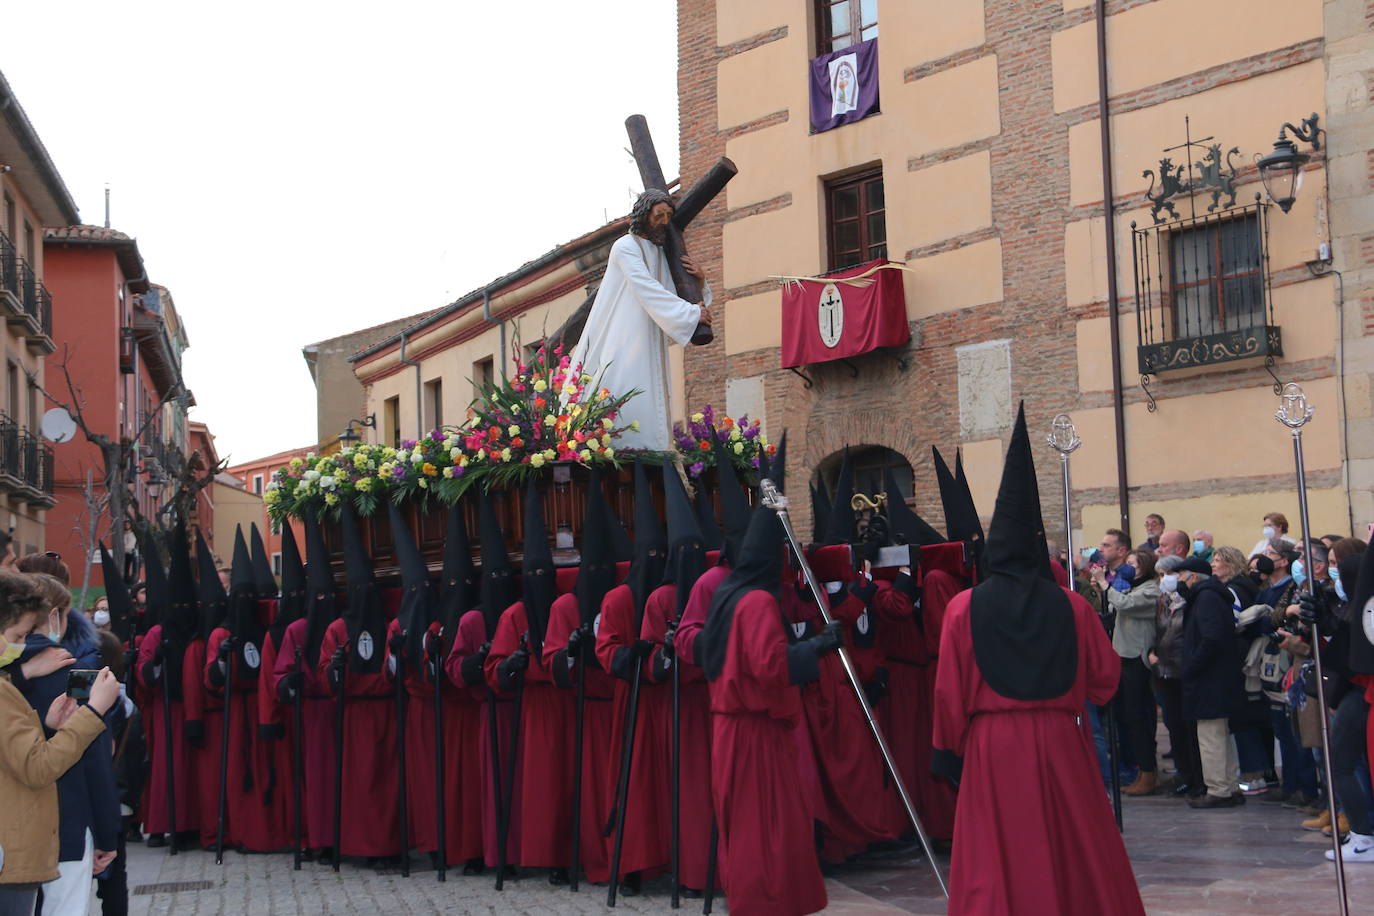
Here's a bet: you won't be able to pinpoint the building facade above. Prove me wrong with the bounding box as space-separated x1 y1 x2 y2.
0 69 81 554
225 444 314 577
675 0 1370 550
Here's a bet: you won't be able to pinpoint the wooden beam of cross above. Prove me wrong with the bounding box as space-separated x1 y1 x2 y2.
625 115 736 343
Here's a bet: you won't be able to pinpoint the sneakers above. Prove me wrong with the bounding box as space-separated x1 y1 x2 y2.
1325 832 1374 864
1283 792 1316 810
1238 773 1267 795
1303 810 1332 832
1123 772 1158 797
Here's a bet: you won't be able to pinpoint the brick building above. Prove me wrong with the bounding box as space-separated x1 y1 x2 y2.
224 444 314 577
674 0 1373 550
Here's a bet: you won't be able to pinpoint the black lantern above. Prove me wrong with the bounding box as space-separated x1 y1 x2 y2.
339 414 376 443
1256 113 1320 214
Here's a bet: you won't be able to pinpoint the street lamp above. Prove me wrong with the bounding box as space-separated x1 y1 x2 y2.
339 414 376 444
1256 113 1321 214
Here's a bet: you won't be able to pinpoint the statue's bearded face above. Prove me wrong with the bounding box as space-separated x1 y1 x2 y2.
643 202 672 245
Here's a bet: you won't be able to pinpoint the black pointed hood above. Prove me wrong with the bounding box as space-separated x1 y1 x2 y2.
99 542 134 645
340 504 385 673
391 504 435 663
768 432 788 493
823 447 855 545
810 482 830 546
954 449 986 544
194 528 227 641
521 477 556 655
478 489 517 639
437 501 477 654
577 466 618 628
249 524 277 598
1345 542 1374 674
606 491 633 564
695 484 722 554
969 403 1076 701
711 432 752 567
301 513 338 669
934 446 982 547
663 464 708 618
700 504 784 681
140 531 168 636
884 466 946 547
270 523 306 650
626 460 667 631
227 526 266 676
164 525 199 699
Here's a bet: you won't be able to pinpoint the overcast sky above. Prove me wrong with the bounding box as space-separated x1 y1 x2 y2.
3 1 679 464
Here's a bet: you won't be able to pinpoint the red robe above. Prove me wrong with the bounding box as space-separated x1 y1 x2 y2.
787 584 901 860
205 626 290 852
444 608 517 867
914 569 963 839
255 607 298 851
317 616 401 858
676 564 730 667
484 600 574 868
541 591 615 884
933 588 1144 916
642 583 715 891
430 618 485 866
874 572 954 840
709 590 827 916
135 625 198 836
270 618 334 850
384 617 436 852
181 637 221 848
594 583 669 879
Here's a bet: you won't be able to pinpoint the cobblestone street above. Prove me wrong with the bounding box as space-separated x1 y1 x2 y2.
115 788 1374 915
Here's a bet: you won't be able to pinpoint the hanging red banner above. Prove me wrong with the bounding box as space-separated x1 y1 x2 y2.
780 259 910 369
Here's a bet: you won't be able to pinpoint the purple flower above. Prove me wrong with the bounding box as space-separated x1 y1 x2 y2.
454 466 466 478
751 456 761 468
401 439 417 450
392 466 407 480
702 404 715 426
689 462 705 478
717 428 729 442
430 429 442 441
742 425 759 439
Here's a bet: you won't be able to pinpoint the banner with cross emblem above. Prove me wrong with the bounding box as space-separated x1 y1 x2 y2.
780 257 909 368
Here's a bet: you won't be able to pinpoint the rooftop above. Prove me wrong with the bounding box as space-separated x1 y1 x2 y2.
0 69 80 226
44 225 150 292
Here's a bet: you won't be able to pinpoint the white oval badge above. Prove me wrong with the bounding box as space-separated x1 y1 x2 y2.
243 642 261 670
818 283 844 349
358 631 375 661
1363 597 1374 645
856 611 871 636
792 621 808 638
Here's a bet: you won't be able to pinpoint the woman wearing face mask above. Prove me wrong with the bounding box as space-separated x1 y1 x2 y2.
1149 555 1203 797
1102 549 1164 796
0 568 120 916
13 575 122 915
1250 512 1298 561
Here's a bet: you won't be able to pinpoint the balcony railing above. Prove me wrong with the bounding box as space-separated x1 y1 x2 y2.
0 230 54 344
0 416 56 503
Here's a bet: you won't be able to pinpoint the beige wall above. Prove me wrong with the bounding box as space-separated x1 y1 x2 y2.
212 482 263 559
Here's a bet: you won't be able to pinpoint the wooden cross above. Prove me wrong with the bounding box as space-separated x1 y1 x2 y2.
624 114 737 344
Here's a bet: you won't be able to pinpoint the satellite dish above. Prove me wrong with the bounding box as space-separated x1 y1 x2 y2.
40 408 78 444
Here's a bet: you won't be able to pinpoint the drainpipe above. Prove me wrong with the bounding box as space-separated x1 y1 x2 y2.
481 289 507 379
398 329 422 439
1097 0 1131 533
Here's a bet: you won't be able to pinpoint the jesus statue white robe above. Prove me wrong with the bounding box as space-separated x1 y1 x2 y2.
570 232 710 451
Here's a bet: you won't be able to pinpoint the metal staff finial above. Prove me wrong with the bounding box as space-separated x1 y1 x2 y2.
1047 413 1082 455
1275 382 1314 429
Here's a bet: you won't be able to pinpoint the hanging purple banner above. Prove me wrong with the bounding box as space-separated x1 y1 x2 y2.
809 38 879 134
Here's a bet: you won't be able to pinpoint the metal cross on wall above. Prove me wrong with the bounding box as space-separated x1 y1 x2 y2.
624 115 737 344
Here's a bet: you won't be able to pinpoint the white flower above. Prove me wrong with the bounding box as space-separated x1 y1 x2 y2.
320 475 338 490
411 449 424 464
303 469 321 482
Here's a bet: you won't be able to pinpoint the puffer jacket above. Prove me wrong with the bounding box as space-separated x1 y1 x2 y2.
0 670 105 885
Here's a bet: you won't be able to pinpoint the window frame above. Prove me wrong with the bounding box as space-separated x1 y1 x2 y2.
252 474 263 495
1166 214 1264 339
815 0 879 56
824 167 887 272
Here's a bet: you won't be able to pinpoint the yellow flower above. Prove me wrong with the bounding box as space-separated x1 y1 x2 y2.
508 424 521 437
458 455 469 467
530 453 546 469
602 418 613 429
730 426 742 441
325 492 339 505
579 449 592 461
355 477 372 492
533 379 547 392
422 463 438 477
544 414 557 427
630 420 641 432
500 447 512 462
586 437 599 450
442 466 454 478
691 412 704 423
418 478 429 489
543 449 556 460
289 457 304 468
562 382 579 397
733 441 744 455
603 447 615 459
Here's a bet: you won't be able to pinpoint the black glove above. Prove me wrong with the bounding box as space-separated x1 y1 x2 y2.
277 670 304 703
389 631 406 658
651 645 674 682
327 647 348 693
1298 592 1322 625
566 622 591 661
811 621 843 656
863 666 890 707
631 639 655 660
661 622 677 662
497 647 531 691
217 636 237 660
459 642 490 687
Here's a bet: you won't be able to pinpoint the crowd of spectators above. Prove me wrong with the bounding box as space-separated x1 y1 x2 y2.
1076 512 1374 865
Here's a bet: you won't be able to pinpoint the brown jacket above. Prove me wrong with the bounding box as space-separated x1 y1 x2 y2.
0 671 105 885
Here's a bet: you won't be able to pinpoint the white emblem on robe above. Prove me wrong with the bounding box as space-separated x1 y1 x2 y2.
358 631 374 661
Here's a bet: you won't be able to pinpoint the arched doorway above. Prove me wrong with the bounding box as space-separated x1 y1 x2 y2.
811 445 915 540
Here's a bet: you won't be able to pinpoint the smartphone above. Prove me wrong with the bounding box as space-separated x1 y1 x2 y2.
66 669 99 700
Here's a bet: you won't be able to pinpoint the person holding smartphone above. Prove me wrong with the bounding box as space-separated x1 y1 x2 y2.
13 574 121 915
0 568 120 916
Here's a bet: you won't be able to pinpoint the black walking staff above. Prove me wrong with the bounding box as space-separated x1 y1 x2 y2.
495 633 530 891
329 642 348 873
214 638 235 864
427 631 447 882
158 640 178 857
392 637 411 878
291 645 304 870
568 630 587 892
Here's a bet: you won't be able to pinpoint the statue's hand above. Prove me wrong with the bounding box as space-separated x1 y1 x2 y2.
681 253 705 281
698 304 713 327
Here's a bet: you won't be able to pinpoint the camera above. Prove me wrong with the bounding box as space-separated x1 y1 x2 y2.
66 668 99 700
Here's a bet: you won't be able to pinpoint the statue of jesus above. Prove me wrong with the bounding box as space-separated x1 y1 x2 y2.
569 189 713 451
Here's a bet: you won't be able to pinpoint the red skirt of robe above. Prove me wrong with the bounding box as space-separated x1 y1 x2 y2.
270 618 335 851
135 625 199 836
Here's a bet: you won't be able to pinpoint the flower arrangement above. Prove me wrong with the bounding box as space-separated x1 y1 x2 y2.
672 404 774 479
265 342 647 521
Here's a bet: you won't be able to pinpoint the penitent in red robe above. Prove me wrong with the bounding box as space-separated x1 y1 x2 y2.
709 589 827 916
542 592 615 884
594 583 669 880
180 637 222 848
384 616 436 853
933 588 1145 916
484 600 574 869
676 564 730 667
135 625 199 837
254 603 297 852
317 616 401 858
270 618 334 851
445 608 518 868
205 625 291 852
